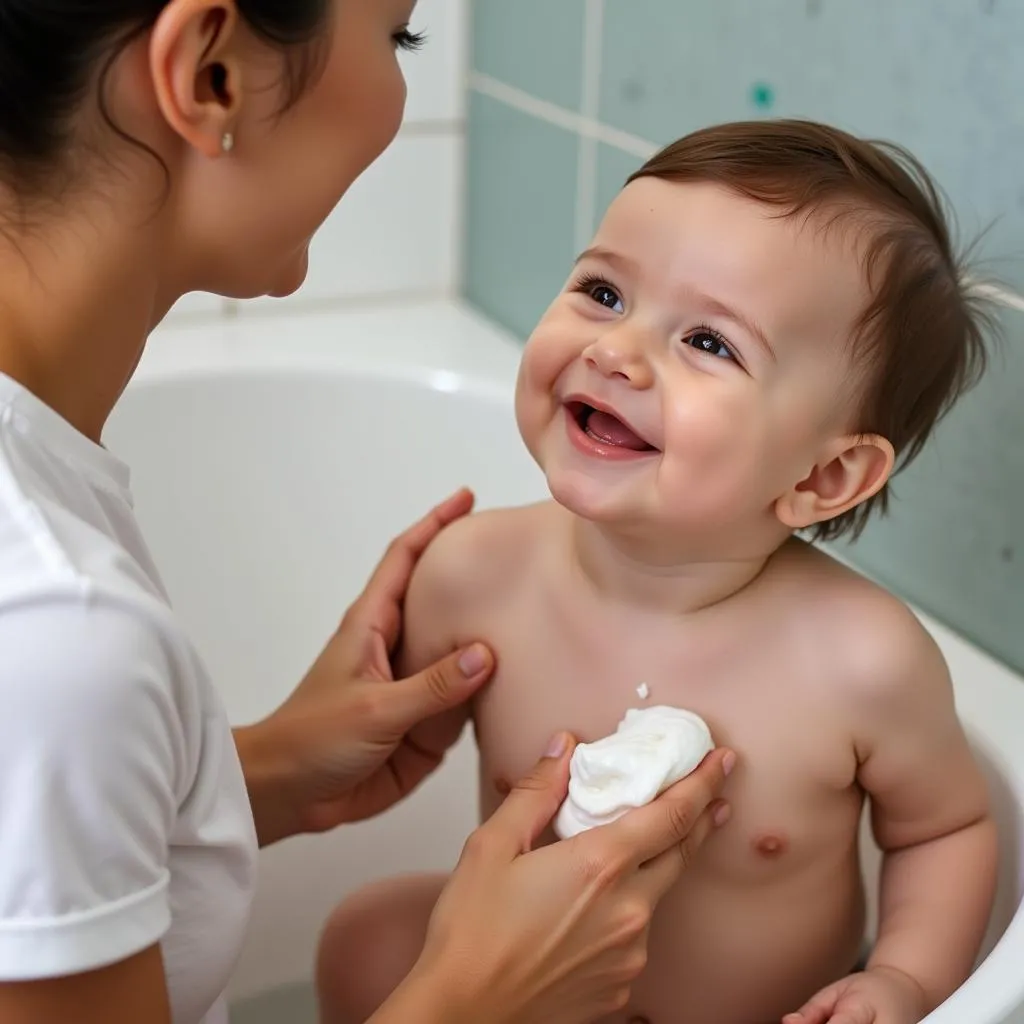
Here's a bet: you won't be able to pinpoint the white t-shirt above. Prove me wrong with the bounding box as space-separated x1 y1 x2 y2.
0 373 258 1023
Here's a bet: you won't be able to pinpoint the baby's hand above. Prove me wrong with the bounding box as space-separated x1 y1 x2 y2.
783 966 928 1024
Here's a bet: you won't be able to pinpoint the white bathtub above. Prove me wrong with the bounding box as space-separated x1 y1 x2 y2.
107 298 1024 1024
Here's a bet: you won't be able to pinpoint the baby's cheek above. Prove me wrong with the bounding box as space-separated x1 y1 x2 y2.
522 317 582 389
658 438 756 518
514 357 556 434
665 405 780 504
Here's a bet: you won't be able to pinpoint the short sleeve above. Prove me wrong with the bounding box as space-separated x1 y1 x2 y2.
0 598 187 980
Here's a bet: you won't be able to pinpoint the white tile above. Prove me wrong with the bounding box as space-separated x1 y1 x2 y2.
241 134 458 310
401 0 467 123
164 291 224 321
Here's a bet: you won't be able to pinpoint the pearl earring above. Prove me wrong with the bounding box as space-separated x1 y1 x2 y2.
221 131 234 153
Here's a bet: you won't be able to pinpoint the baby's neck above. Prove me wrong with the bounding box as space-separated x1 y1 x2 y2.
568 515 775 616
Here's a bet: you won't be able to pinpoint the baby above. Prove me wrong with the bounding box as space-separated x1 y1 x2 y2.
317 119 999 1024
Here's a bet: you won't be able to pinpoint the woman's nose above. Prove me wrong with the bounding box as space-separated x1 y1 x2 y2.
583 330 654 388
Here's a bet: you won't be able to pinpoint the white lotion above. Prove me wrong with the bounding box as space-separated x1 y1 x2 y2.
554 706 714 839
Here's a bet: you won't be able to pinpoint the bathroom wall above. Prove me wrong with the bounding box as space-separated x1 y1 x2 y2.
462 0 1024 673
166 0 467 324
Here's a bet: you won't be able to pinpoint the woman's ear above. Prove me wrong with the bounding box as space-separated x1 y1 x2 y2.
148 0 243 158
775 433 895 531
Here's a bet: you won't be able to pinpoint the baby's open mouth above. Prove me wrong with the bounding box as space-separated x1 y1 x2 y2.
567 401 658 452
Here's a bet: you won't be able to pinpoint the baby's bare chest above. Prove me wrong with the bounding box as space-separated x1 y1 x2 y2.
467 602 863 881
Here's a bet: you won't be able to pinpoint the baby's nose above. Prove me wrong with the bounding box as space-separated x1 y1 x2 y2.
583 330 654 388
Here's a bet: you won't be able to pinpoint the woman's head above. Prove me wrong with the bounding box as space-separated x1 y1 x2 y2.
0 0 422 299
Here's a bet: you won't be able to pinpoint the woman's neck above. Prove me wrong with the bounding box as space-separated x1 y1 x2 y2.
0 191 176 442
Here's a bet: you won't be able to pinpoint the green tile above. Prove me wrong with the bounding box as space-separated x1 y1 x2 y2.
590 140 1024 673
462 0 1024 673
593 145 647 233
471 0 586 111
831 305 1024 673
598 0 1024 293
463 92 579 341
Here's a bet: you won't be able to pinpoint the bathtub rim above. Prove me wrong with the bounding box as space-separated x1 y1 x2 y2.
131 298 1024 1021
133 298 1024 696
137 297 525 395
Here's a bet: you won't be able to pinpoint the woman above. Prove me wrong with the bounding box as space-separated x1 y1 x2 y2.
0 1 734 1021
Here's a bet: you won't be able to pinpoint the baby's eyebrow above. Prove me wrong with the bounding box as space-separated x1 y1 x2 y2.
693 291 777 363
574 245 637 274
575 246 777 362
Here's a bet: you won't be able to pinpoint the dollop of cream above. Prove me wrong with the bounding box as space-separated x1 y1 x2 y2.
554 706 714 839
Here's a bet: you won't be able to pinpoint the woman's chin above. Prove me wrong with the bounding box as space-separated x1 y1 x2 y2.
265 247 310 298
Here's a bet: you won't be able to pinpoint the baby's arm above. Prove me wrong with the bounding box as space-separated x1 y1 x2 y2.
394 509 506 756
855 616 998 1012
394 531 462 678
393 521 475 756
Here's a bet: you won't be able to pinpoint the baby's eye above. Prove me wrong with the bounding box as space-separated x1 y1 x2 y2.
586 283 624 313
571 272 625 313
685 329 734 360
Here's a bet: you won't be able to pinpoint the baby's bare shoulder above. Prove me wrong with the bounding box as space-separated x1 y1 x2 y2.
398 502 554 670
772 541 948 701
408 500 552 609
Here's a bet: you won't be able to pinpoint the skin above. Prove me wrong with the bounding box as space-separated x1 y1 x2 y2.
0 1 735 1019
317 180 999 1024
0 0 410 443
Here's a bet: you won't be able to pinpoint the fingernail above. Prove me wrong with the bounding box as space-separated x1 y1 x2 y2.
722 750 737 776
546 732 568 758
458 644 488 677
713 801 732 827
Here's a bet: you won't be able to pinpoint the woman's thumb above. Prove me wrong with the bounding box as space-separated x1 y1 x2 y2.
381 644 494 729
480 733 576 857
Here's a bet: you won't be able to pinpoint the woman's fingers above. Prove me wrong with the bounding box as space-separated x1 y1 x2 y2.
594 749 735 870
408 748 731 1023
469 734 576 860
633 798 730 903
369 645 495 741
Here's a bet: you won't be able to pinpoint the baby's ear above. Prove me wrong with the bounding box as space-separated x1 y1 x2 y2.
775 434 895 531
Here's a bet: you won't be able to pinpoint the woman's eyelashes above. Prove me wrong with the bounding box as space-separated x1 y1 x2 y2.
393 27 427 51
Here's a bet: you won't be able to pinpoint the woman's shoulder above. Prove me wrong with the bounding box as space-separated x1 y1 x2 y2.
0 595 201 786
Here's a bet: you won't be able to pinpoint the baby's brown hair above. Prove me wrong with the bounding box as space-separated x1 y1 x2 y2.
626 119 995 541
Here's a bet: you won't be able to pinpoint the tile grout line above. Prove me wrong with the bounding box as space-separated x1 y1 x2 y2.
470 72 580 135
469 72 658 159
574 0 605 252
470 73 1024 313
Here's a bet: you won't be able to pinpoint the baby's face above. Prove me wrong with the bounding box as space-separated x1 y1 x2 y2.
515 178 872 550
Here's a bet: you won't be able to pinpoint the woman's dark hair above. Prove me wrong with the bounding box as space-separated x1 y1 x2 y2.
0 0 330 195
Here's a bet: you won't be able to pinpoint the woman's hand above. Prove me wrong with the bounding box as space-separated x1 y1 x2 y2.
376 737 735 1024
235 489 495 846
